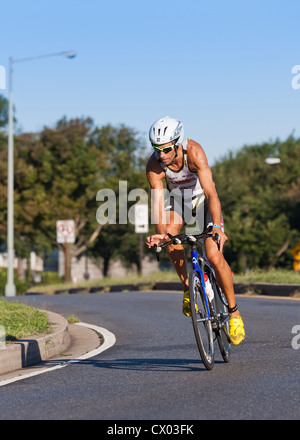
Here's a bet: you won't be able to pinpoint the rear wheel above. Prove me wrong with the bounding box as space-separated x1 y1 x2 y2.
189 271 214 370
211 278 231 363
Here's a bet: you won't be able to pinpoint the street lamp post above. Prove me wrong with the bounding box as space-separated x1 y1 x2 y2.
5 51 76 297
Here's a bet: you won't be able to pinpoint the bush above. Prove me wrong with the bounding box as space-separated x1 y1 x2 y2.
0 269 29 296
40 271 62 285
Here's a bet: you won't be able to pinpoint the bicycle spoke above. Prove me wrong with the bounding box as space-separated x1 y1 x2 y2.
189 271 214 370
153 229 231 369
211 277 231 362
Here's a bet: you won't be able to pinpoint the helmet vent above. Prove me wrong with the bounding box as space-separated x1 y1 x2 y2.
149 116 184 146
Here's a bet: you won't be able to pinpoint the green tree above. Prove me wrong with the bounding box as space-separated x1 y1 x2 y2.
212 135 300 272
0 94 18 129
14 117 105 259
90 124 149 275
9 117 150 278
0 130 8 249
0 95 9 128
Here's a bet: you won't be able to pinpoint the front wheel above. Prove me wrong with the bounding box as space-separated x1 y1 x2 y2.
189 271 214 370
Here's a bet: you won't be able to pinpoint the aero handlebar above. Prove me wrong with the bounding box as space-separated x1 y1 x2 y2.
153 226 220 258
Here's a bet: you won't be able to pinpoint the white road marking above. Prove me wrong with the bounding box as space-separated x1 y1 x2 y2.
0 323 116 387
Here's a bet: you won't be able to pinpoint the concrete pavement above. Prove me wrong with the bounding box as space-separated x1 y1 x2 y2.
0 310 101 381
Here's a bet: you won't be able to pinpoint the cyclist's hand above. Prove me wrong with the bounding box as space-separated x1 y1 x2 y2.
146 234 169 248
213 229 228 253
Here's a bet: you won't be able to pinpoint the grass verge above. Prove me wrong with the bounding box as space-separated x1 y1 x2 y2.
26 270 179 294
232 268 300 284
0 300 50 341
25 268 300 296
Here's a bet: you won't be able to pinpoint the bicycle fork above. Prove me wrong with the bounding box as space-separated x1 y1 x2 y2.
192 247 229 336
191 248 211 321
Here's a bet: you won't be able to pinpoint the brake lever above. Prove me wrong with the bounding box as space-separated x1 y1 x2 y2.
154 244 161 261
168 233 185 245
213 233 221 251
153 233 184 261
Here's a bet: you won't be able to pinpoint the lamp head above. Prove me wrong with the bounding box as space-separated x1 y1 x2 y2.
61 51 77 59
265 157 281 165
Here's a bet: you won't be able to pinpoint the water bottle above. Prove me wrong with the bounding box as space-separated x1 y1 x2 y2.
204 274 214 302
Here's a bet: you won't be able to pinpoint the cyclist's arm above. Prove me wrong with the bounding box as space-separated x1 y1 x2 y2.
146 154 167 233
187 140 227 251
146 233 170 248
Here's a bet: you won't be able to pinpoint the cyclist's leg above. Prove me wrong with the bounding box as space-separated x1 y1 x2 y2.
157 196 188 290
203 205 245 344
164 211 187 290
204 237 245 344
149 200 187 289
156 200 194 315
202 202 236 314
155 209 193 315
204 236 236 314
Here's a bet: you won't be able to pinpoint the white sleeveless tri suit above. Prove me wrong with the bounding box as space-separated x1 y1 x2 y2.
156 138 217 230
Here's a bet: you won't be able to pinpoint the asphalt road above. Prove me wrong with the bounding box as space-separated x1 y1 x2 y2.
0 291 299 421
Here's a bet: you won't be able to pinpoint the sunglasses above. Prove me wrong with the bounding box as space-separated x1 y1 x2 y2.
152 144 175 154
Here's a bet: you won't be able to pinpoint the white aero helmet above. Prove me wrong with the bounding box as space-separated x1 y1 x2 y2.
149 116 184 146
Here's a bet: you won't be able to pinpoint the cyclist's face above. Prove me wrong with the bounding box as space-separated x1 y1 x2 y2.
153 142 176 165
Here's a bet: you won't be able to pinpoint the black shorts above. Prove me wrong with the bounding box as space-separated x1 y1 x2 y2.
165 195 223 233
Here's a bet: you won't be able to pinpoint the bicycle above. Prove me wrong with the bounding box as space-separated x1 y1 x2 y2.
154 226 231 370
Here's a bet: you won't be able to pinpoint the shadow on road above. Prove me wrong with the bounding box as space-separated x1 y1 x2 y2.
40 356 226 373
83 357 207 372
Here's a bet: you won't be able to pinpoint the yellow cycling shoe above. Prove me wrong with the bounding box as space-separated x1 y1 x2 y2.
182 289 198 317
229 315 245 345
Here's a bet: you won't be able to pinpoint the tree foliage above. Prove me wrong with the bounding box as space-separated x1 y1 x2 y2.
0 95 9 128
89 124 149 274
212 135 300 272
0 115 150 276
1 106 299 277
0 94 18 129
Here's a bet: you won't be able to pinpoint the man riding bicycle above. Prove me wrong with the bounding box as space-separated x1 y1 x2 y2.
146 116 245 345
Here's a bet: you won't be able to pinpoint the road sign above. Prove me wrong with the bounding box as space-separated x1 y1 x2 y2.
291 244 300 261
135 204 149 233
56 220 75 243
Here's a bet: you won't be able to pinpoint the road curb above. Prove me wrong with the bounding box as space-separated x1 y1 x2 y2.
0 310 70 376
154 281 300 297
26 281 300 297
233 282 300 296
26 282 153 295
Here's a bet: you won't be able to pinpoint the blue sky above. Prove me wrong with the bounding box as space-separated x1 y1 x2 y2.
0 0 299 165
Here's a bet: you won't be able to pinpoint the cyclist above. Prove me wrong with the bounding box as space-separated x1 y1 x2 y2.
146 116 245 345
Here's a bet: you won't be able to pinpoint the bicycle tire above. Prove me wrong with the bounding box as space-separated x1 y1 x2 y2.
189 270 214 370
211 278 231 363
